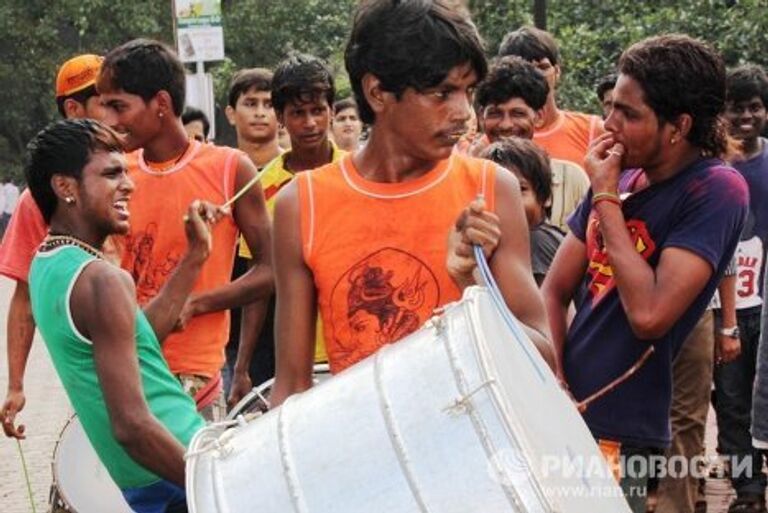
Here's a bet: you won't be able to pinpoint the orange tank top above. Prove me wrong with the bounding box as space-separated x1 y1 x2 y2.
533 110 604 171
298 153 496 374
118 141 241 377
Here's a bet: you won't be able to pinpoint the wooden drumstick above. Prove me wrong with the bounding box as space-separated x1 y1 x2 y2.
576 346 655 413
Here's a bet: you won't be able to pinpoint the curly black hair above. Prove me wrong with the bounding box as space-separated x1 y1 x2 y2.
98 39 186 116
271 53 335 115
475 56 549 111
483 138 552 206
619 34 728 157
726 65 768 106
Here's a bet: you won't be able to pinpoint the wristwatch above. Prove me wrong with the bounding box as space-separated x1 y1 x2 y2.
720 326 740 339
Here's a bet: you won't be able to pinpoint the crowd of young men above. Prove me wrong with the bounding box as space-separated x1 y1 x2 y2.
1 1 767 512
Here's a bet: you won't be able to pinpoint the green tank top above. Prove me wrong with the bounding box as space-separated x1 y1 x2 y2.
29 245 205 489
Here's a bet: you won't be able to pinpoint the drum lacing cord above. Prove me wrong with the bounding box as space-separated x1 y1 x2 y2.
251 387 271 411
184 421 242 460
185 438 228 460
442 379 496 415
471 245 558 510
16 439 38 513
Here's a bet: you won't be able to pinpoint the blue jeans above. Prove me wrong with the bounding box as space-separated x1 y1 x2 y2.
714 308 767 496
122 479 187 513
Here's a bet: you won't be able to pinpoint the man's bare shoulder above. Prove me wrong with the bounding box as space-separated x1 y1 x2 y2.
76 260 135 299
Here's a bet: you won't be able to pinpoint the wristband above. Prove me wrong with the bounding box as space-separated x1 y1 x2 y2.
592 191 622 207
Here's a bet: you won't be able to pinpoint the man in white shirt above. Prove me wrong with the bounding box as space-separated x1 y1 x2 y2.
0 179 19 236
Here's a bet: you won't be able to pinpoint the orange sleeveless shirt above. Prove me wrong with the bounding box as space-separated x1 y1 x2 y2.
118 141 241 377
533 110 604 171
298 153 496 374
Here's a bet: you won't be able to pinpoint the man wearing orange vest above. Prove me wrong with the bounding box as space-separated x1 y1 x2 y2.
96 39 273 421
270 0 554 406
498 26 604 171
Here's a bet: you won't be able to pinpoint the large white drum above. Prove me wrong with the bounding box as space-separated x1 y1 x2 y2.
186 286 630 512
50 415 133 513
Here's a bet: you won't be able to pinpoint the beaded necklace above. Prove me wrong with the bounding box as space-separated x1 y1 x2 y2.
41 234 105 260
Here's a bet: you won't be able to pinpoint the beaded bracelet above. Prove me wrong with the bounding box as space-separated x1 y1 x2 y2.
592 191 622 207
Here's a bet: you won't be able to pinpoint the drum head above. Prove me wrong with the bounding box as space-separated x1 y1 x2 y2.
52 416 134 513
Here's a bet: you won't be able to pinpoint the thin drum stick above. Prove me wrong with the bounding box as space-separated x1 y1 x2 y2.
183 168 265 223
576 345 655 413
221 168 266 209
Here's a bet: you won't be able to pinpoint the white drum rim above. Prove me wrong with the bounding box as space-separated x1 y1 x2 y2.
50 414 79 511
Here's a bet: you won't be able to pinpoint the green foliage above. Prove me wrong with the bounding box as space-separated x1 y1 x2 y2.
1 0 767 181
214 0 354 107
544 0 768 114
0 0 172 182
468 0 532 54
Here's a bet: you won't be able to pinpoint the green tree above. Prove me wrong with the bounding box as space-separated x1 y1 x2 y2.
0 0 172 182
545 0 768 113
2 1 767 181
215 0 354 112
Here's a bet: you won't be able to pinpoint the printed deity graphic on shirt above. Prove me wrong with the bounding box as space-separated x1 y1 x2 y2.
329 248 439 370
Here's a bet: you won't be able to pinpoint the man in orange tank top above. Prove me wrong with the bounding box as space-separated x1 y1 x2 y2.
498 26 604 171
270 0 554 407
96 39 273 420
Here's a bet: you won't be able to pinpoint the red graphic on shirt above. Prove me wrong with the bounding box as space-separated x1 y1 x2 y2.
585 216 656 306
329 248 440 370
121 223 181 305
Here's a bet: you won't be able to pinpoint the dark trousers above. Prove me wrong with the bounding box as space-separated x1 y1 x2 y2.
620 445 653 513
714 307 767 496
224 254 276 393
0 212 10 238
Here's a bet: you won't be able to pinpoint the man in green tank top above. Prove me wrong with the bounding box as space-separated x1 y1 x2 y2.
25 119 225 512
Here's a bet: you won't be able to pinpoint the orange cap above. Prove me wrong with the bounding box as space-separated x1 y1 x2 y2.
55 54 103 98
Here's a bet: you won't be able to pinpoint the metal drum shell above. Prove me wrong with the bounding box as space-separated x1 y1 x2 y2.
186 286 630 513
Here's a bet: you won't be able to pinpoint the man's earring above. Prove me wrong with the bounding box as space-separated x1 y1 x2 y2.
65 196 75 205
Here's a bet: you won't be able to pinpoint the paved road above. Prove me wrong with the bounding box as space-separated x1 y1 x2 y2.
0 277 72 513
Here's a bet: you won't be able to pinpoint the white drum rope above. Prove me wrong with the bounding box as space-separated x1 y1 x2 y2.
470 245 558 511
